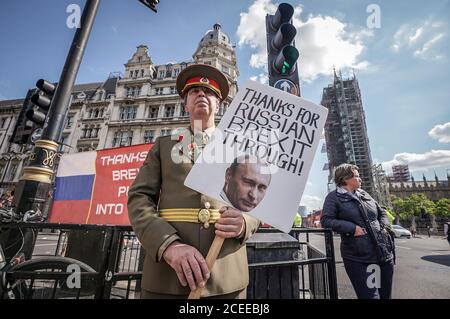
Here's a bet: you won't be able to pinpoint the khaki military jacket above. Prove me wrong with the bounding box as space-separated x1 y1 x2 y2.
127 132 260 296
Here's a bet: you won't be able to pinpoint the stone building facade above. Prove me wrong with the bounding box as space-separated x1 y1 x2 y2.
389 173 450 202
0 23 239 195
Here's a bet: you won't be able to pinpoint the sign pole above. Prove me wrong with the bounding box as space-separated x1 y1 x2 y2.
188 236 225 299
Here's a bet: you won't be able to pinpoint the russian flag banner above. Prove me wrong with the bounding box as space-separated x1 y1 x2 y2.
49 143 153 225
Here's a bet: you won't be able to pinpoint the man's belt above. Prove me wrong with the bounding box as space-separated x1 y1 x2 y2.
159 208 220 228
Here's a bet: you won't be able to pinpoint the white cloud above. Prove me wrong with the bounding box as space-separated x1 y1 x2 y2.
249 73 269 85
429 122 450 143
382 150 450 173
408 26 424 44
414 33 445 59
300 194 323 213
237 0 371 82
392 18 447 60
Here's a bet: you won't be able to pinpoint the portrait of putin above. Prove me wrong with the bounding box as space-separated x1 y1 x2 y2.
220 155 272 212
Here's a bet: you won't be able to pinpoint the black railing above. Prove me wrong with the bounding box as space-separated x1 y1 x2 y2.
247 227 338 299
0 222 337 299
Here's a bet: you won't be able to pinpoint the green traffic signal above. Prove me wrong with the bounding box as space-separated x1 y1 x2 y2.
275 45 299 75
281 61 290 74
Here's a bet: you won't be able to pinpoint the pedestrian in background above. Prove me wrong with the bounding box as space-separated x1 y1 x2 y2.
444 220 450 245
0 189 14 209
321 164 395 299
426 225 431 238
409 225 416 238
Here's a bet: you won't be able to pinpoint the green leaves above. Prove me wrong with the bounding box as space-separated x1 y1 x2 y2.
434 198 450 217
390 194 437 219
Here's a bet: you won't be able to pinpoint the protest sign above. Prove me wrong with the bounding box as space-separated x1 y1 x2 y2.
49 143 152 225
184 80 328 233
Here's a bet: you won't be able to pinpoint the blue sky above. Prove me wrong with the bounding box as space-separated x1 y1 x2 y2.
1 0 449 212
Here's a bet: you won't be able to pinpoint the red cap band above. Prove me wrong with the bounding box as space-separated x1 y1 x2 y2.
182 76 222 99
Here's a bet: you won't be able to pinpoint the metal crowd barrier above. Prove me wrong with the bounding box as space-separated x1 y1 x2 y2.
0 222 337 299
247 227 338 299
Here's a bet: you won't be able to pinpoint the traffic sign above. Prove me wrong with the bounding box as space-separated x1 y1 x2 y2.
274 79 299 96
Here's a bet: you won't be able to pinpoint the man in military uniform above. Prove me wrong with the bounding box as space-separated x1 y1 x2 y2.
127 64 260 299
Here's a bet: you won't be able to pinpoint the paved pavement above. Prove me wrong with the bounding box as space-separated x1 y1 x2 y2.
305 233 450 299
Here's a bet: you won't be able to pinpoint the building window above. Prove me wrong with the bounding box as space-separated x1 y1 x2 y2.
144 130 155 143
91 127 99 138
9 164 18 181
180 105 188 117
141 69 145 77
160 129 171 136
66 116 73 128
127 107 136 119
149 106 158 119
164 105 175 118
127 86 141 97
170 87 177 95
113 131 133 147
1 117 6 128
60 135 69 152
81 126 90 138
158 70 165 79
155 88 163 95
221 65 230 75
120 106 137 120
173 69 180 77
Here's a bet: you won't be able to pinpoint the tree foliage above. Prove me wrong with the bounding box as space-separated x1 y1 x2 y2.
390 194 437 219
434 198 450 217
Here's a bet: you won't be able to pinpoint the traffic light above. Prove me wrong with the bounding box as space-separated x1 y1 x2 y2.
27 80 56 126
138 0 159 12
10 89 36 145
266 3 300 96
26 79 57 143
10 79 57 145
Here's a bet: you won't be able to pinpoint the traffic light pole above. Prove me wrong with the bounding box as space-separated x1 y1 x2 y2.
14 0 101 215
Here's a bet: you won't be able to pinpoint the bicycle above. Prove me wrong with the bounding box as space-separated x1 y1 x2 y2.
0 207 97 299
